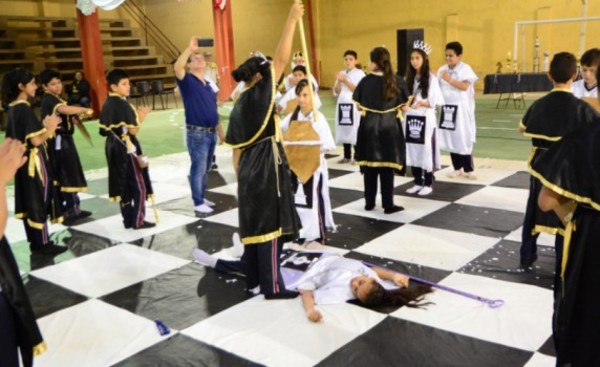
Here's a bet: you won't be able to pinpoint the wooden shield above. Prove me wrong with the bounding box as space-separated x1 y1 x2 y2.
283 120 320 183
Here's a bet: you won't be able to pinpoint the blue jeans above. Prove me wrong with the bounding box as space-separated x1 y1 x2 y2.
187 130 217 206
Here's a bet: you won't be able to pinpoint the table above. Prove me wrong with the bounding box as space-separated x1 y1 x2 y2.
483 73 553 109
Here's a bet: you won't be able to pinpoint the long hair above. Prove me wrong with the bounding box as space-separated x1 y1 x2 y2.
370 47 398 101
362 282 433 309
405 49 430 99
1 68 34 103
232 56 271 83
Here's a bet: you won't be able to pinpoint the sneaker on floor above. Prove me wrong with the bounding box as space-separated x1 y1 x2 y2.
203 198 216 207
133 221 156 230
447 170 463 178
384 205 405 214
30 241 69 255
337 158 351 164
78 210 93 219
418 186 433 196
230 232 244 258
465 172 478 180
405 185 423 194
192 248 218 267
194 203 214 213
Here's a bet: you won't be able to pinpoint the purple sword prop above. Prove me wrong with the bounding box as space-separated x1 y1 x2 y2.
363 261 505 309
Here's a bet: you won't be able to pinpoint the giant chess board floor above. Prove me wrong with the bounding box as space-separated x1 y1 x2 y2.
7 147 559 367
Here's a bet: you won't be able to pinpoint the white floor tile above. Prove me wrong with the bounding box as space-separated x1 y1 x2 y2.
71 210 198 243
455 186 529 213
354 224 500 271
202 208 239 228
208 182 238 197
149 182 191 204
391 272 553 351
333 196 451 224
182 296 386 367
35 299 175 367
524 352 556 367
436 166 517 186
30 244 190 297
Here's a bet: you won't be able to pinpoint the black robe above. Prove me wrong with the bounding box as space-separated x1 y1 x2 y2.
521 90 599 235
352 74 410 170
5 101 63 227
0 237 45 367
40 92 87 192
98 94 153 202
531 121 600 366
225 66 300 245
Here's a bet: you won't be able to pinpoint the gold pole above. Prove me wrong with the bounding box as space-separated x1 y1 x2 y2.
297 7 316 123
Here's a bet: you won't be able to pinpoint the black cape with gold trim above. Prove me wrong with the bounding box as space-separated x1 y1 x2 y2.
531 121 600 366
522 90 599 235
5 101 63 228
225 66 300 245
41 93 87 192
352 74 409 170
99 95 153 202
0 237 45 367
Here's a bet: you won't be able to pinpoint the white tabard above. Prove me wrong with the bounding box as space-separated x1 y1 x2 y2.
571 79 598 99
334 67 366 144
436 62 478 155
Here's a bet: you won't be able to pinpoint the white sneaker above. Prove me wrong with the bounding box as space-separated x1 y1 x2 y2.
194 203 214 213
406 185 423 194
204 198 215 207
418 186 433 196
447 170 462 178
465 172 478 180
230 232 244 258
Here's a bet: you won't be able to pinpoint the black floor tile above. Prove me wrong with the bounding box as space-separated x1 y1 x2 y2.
329 187 364 209
326 213 403 250
25 275 88 319
317 317 533 367
396 180 485 202
492 171 530 189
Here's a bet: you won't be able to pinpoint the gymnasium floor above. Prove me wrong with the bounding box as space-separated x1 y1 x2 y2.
4 93 558 366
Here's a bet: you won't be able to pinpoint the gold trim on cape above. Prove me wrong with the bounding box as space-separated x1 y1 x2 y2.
356 160 404 170
242 228 283 245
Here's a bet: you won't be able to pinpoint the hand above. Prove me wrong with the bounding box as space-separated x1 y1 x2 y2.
336 72 347 82
43 114 61 133
393 274 410 288
306 307 323 323
440 71 450 83
218 131 225 145
188 36 199 52
289 0 305 22
0 138 27 186
138 106 152 117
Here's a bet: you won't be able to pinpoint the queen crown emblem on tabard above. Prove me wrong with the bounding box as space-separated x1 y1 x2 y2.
407 117 424 139
413 40 433 55
340 104 353 125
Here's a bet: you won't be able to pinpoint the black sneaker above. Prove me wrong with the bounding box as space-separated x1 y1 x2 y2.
365 204 375 211
264 291 299 300
133 221 156 230
384 205 404 214
30 242 69 255
520 255 538 269
77 210 92 220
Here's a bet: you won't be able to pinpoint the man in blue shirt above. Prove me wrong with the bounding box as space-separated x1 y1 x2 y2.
174 36 224 214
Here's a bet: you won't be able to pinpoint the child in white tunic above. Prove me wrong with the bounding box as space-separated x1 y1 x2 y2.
278 65 321 115
284 52 319 93
281 79 335 245
333 50 366 164
437 41 478 179
403 45 444 196
571 48 600 99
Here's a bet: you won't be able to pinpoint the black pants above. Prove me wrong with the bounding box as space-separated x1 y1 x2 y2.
411 167 434 187
23 220 50 247
61 192 81 219
363 167 395 210
241 237 286 295
0 292 19 367
120 155 147 228
343 144 355 160
450 153 474 172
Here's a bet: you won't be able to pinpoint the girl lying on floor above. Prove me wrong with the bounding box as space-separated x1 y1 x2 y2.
193 243 432 322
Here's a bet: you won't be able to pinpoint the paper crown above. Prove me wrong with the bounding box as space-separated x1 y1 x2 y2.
413 40 433 55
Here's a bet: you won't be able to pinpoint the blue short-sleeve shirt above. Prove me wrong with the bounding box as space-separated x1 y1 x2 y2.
176 73 219 127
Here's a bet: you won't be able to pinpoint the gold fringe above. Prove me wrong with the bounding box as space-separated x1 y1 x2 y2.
529 167 600 212
33 341 47 356
355 160 404 170
242 228 283 245
26 218 45 230
99 122 137 131
60 186 88 193
533 224 565 236
560 219 575 295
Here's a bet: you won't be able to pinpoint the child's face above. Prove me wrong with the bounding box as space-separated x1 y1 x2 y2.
445 49 461 68
296 84 311 110
410 51 424 72
351 275 377 302
293 71 306 84
344 55 357 70
110 78 131 97
43 77 63 95
19 78 38 99
581 65 598 85
294 55 305 65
